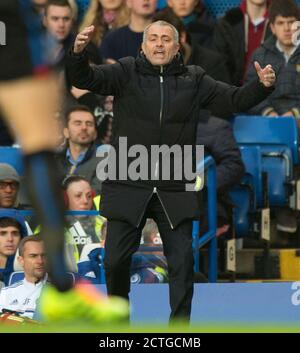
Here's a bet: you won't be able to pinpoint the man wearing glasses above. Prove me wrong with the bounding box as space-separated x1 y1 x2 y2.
0 164 21 209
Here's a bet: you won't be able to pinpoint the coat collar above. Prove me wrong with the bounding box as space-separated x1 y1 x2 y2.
135 51 186 76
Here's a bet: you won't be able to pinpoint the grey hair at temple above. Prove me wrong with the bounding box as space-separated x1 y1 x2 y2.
143 20 179 44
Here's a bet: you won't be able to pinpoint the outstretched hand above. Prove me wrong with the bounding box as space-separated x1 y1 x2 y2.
255 61 276 88
74 26 95 54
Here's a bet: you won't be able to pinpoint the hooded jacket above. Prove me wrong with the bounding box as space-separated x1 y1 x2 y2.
0 209 28 286
66 50 273 228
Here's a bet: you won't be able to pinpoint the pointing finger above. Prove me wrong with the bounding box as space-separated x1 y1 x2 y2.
254 61 262 73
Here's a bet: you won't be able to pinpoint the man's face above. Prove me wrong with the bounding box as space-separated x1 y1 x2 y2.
66 181 94 211
0 226 21 257
127 0 157 17
18 242 46 283
44 5 73 41
142 24 180 66
64 111 97 146
99 0 123 10
271 16 297 47
0 180 19 208
167 0 198 17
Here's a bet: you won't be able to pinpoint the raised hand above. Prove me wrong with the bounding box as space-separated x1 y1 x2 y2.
254 61 276 88
74 26 95 54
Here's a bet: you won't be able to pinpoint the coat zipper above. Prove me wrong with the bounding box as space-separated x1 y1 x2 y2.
156 188 175 230
141 68 173 230
155 67 164 179
136 188 155 228
159 66 164 125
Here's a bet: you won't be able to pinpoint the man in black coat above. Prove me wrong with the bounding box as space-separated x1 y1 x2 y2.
66 20 276 322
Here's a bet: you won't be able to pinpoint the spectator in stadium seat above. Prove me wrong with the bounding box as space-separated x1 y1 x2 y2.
245 0 300 236
0 211 28 287
43 0 78 70
166 0 215 48
100 0 157 63
153 8 231 82
44 0 103 114
213 0 272 85
0 164 29 210
245 0 300 117
55 105 102 194
63 175 105 256
0 235 47 319
67 19 275 322
79 0 130 48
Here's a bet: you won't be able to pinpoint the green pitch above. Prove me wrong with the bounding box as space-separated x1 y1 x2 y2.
0 322 300 333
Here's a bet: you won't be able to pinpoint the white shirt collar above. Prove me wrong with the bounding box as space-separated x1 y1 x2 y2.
23 274 48 288
276 40 298 62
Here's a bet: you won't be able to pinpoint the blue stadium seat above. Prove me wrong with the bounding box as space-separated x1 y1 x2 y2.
204 1 300 19
8 271 75 286
157 0 241 18
261 147 291 206
75 0 91 22
157 0 167 10
0 147 24 175
232 116 299 165
232 116 299 207
204 0 241 18
230 146 263 237
77 244 105 284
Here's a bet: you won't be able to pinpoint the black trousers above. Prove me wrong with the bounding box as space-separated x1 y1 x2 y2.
104 193 194 321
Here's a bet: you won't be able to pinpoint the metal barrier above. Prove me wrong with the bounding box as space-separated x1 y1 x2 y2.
192 156 217 282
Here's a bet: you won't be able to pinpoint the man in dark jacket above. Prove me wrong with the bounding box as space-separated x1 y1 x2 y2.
66 20 275 322
245 0 300 117
213 0 272 86
56 105 101 194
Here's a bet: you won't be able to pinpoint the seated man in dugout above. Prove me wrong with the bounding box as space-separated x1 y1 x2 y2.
0 235 47 320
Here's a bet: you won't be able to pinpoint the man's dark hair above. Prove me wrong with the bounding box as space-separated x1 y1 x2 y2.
269 0 300 24
18 234 43 257
45 0 72 16
62 174 90 191
64 105 96 127
0 218 22 234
